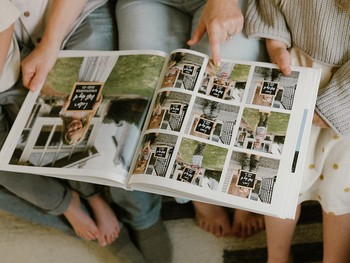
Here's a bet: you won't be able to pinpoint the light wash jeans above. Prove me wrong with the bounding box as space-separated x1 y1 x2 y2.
116 0 268 61
1 1 161 230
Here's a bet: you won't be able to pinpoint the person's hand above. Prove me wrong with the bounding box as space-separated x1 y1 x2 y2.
21 38 60 91
313 112 329 128
187 0 243 66
266 39 291 75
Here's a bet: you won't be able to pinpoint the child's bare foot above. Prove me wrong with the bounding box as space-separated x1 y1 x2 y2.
63 191 100 241
88 195 120 246
192 201 231 237
232 209 265 238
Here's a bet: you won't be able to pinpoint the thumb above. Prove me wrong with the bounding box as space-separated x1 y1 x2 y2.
277 52 291 76
23 69 46 91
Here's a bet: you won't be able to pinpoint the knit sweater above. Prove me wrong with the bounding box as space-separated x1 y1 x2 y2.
245 0 350 136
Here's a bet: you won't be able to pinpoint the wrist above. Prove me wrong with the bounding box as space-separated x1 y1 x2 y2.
37 35 61 54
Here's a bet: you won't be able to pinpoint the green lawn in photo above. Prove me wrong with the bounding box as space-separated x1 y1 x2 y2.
242 108 290 136
45 54 166 99
179 138 227 171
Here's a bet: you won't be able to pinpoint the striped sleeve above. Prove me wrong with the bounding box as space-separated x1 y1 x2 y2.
316 60 350 136
245 0 291 47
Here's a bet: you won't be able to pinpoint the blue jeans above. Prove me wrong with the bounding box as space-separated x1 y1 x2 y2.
110 189 162 230
64 0 118 50
116 0 268 61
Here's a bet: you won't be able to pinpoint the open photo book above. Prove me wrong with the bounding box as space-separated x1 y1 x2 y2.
0 49 321 219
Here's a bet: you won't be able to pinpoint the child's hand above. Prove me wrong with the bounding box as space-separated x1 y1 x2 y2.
266 39 291 76
313 112 330 128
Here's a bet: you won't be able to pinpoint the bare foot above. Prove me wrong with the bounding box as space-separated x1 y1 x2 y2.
63 191 100 241
88 195 120 246
192 201 231 237
232 209 265 239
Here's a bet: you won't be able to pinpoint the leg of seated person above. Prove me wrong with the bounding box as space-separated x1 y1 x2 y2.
63 0 118 51
265 205 301 263
116 0 191 52
68 181 120 247
0 172 100 241
110 188 172 263
323 211 350 263
0 68 101 243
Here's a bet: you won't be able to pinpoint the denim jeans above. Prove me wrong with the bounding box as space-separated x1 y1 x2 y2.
64 0 118 51
116 0 268 61
110 189 162 230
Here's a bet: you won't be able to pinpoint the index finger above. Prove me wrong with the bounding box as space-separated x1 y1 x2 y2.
207 27 222 66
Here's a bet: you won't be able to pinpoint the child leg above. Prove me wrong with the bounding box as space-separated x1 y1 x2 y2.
265 204 301 263
323 211 350 263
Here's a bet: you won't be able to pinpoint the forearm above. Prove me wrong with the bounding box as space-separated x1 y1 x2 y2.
41 0 88 51
316 61 350 136
0 25 14 75
245 0 291 47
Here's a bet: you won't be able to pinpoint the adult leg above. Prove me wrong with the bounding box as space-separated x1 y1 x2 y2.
110 188 172 263
68 181 120 246
64 0 118 51
116 0 191 52
265 205 301 263
323 212 350 263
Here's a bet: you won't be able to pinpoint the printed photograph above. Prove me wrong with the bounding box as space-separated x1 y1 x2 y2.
234 108 290 157
147 90 191 131
226 151 280 203
161 52 204 91
132 132 178 177
199 60 251 102
246 66 300 110
170 138 228 191
185 97 240 145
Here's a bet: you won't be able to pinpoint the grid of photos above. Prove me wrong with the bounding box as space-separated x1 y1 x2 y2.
132 52 304 204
